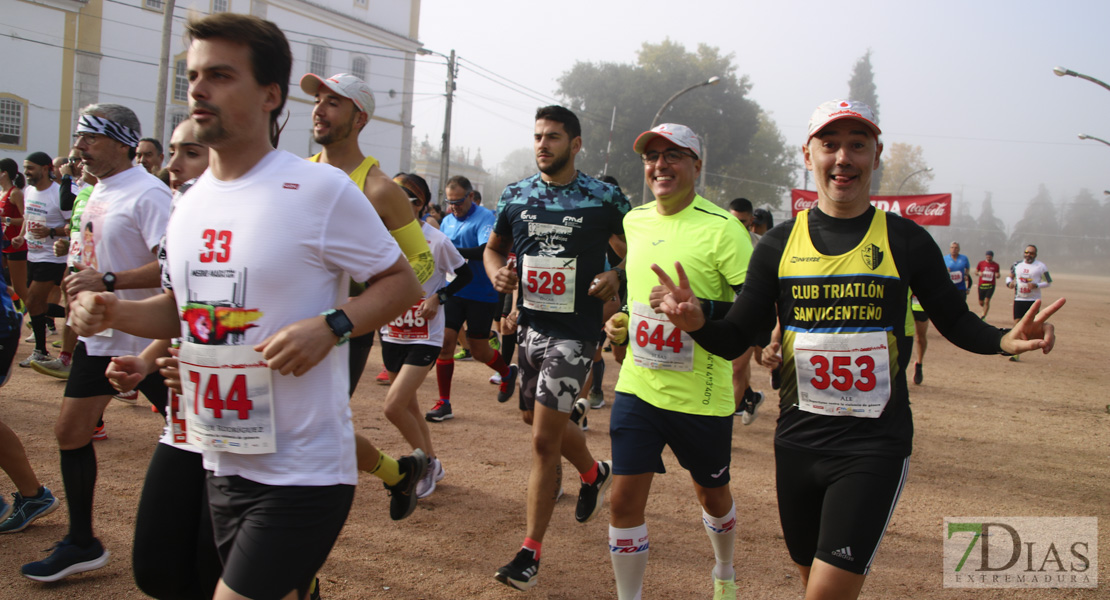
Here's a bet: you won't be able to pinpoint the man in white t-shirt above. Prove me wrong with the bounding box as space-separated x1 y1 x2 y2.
16 152 69 367
68 14 422 600
1005 244 1052 361
20 104 171 584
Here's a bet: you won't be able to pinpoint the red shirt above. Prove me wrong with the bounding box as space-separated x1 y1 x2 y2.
977 260 1000 288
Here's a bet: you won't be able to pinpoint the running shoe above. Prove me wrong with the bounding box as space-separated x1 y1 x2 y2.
453 348 472 361
425 400 453 422
1009 355 1020 362
713 575 738 600
51 340 63 349
383 449 427 521
488 372 501 385
494 547 539 591
488 336 500 351
770 366 782 390
30 356 71 380
114 390 139 404
92 424 107 441
0 497 10 523
416 457 444 499
309 577 321 600
18 350 49 368
739 391 764 426
575 460 612 523
0 487 59 533
21 536 110 582
375 368 391 385
588 390 605 409
497 364 518 403
913 362 923 385
569 398 588 431
23 332 34 343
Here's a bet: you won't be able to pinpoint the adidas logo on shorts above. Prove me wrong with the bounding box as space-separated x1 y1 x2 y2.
831 546 854 561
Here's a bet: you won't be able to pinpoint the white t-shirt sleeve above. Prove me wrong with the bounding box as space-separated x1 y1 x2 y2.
133 187 172 252
320 182 402 283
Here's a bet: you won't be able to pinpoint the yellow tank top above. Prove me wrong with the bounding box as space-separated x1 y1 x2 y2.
308 153 379 192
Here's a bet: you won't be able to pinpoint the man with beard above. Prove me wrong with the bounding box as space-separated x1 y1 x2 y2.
16 152 68 368
299 72 434 395
485 105 629 590
21 103 171 582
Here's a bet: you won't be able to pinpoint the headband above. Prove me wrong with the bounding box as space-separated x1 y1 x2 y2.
394 176 427 205
77 115 140 148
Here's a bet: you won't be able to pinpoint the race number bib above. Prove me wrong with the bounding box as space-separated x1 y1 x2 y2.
1018 278 1033 295
794 331 891 418
522 255 576 313
980 270 995 284
387 300 429 340
949 271 964 285
630 301 694 372
167 388 189 446
179 342 276 454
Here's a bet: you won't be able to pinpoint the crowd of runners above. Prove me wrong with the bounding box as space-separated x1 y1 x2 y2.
0 13 1065 600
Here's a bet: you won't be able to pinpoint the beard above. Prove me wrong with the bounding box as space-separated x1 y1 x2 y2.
537 147 571 177
313 113 357 146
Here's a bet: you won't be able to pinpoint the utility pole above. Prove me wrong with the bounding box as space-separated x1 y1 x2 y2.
437 50 456 204
152 0 176 144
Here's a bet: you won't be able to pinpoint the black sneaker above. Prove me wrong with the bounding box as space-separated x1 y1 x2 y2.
913 362 923 385
770 366 782 390
495 547 540 590
425 399 453 422
569 398 589 430
309 576 321 600
575 460 613 523
497 364 518 403
741 391 764 426
22 537 110 582
384 449 427 521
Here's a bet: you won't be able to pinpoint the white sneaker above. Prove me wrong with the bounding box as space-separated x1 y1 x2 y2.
489 372 502 385
18 350 49 368
432 457 446 483
417 458 446 499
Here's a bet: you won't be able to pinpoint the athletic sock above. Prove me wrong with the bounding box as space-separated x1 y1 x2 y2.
609 523 649 600
501 331 517 365
522 537 542 560
368 450 403 486
46 303 66 319
30 313 47 352
60 442 97 547
435 358 453 400
591 358 605 393
702 503 737 581
60 351 72 366
485 350 510 377
580 460 600 485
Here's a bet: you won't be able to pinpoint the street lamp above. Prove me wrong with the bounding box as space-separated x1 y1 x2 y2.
1053 66 1110 93
897 167 933 195
1078 133 1110 148
640 76 722 204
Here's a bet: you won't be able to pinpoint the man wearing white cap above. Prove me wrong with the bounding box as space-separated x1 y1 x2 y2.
651 99 1064 599
603 123 752 599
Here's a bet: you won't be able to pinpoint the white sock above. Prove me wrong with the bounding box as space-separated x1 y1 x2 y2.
702 503 736 581
609 523 649 600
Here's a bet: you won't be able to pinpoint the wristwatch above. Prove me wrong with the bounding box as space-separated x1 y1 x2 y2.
436 288 449 305
102 272 117 292
321 309 354 345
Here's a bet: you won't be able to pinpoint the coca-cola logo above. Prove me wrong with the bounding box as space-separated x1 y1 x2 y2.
793 197 819 211
905 202 947 216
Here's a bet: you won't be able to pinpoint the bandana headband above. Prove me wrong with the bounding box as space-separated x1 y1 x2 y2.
77 115 140 148
394 176 427 205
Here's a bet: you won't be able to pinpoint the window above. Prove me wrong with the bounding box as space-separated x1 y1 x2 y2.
170 112 187 132
173 56 189 103
0 95 27 150
309 43 329 76
351 56 367 81
353 0 367 7
144 0 164 11
212 0 228 12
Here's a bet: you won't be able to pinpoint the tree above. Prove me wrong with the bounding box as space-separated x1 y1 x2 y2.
557 40 794 207
876 143 933 195
1009 184 1060 261
974 193 1007 259
1060 188 1104 263
847 50 882 195
485 147 538 200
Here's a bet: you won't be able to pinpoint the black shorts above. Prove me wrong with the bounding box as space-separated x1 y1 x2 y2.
64 342 169 414
774 444 909 575
0 312 22 387
27 260 65 285
381 340 438 373
610 391 733 488
443 296 497 339
978 286 995 301
1014 300 1036 321
208 475 354 600
4 249 27 261
911 308 928 323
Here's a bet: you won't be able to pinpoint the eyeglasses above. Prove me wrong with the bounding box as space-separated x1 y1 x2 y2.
445 198 465 205
72 133 106 146
641 149 697 165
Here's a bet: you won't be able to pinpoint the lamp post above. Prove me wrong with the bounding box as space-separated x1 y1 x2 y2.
1078 133 1110 148
1053 66 1110 93
897 167 933 195
639 76 721 204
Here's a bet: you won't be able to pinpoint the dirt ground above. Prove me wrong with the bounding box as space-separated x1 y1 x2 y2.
0 274 1105 599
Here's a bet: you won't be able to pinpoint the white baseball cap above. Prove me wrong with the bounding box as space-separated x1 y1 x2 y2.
300 73 376 117
633 123 702 158
807 99 881 140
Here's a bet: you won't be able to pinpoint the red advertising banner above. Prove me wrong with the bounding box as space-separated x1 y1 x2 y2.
790 190 952 226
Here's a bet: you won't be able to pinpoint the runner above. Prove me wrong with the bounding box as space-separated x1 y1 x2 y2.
68 14 424 599
603 123 752 600
1005 244 1052 362
0 159 30 313
974 250 1001 320
652 99 1064 600
485 106 629 591
944 242 971 299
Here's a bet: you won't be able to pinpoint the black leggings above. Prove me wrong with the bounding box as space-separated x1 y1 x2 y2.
132 443 222 600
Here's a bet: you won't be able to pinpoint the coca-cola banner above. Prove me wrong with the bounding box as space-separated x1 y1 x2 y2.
790 190 951 226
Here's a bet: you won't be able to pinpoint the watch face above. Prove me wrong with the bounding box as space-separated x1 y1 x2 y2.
326 310 354 336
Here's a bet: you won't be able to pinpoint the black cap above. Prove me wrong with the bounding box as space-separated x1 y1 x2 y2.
753 208 773 228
